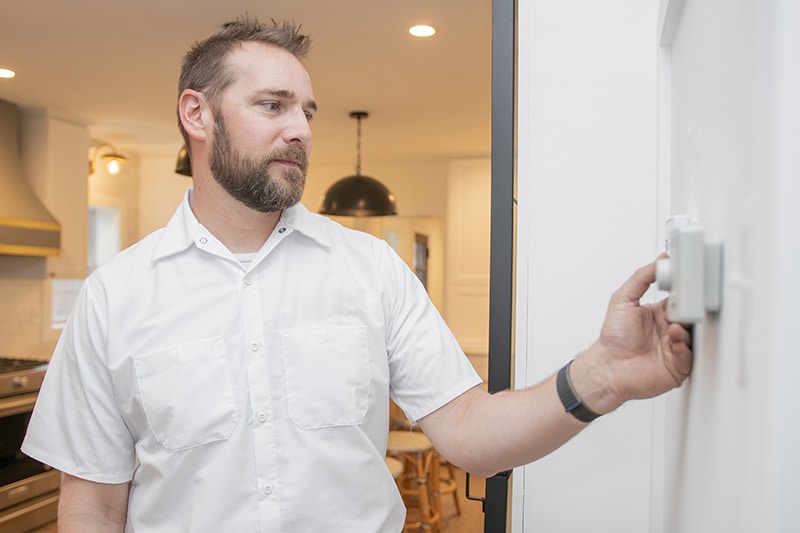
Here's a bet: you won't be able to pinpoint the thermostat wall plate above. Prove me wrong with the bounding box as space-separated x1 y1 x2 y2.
656 216 723 324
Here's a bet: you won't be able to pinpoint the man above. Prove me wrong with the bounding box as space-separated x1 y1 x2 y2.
22 17 692 532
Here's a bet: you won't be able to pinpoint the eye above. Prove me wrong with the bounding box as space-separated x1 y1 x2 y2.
304 111 315 122
261 101 281 112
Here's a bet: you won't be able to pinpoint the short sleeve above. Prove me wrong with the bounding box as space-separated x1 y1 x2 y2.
379 241 482 422
22 278 135 484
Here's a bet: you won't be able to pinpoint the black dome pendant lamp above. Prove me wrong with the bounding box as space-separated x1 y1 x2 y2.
320 111 397 217
174 144 192 176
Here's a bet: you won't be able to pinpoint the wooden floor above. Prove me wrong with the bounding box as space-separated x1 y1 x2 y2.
28 522 57 532
437 467 485 533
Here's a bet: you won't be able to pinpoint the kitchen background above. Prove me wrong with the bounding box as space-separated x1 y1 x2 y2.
0 0 493 380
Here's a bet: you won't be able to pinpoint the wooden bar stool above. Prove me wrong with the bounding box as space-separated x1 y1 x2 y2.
385 456 404 482
387 430 440 532
431 452 461 528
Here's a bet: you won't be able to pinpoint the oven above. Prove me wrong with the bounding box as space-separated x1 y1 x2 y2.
0 358 59 532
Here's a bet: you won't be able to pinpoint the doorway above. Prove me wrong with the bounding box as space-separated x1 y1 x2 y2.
484 0 516 530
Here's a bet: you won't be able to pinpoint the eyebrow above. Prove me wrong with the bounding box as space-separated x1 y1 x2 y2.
259 89 318 112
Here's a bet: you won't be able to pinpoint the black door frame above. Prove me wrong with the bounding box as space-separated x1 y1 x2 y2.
485 0 516 531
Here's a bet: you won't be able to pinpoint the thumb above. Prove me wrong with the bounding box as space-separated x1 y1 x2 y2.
610 261 656 307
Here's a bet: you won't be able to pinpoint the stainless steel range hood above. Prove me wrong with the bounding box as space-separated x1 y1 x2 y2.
0 98 60 257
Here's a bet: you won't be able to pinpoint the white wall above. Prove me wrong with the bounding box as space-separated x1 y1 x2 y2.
512 1 800 532
659 1 800 531
138 153 191 238
445 158 491 357
513 1 661 531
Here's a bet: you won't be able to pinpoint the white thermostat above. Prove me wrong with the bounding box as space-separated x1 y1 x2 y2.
656 216 723 324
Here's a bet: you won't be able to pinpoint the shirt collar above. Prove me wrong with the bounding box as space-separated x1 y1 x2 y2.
278 202 333 249
151 189 333 262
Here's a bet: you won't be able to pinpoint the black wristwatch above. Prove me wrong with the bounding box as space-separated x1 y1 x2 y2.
556 361 601 423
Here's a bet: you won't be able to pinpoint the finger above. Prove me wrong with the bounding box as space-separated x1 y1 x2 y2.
667 323 692 350
666 324 693 375
610 261 656 306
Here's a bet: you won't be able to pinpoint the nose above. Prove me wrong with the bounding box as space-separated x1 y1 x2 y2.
282 108 312 152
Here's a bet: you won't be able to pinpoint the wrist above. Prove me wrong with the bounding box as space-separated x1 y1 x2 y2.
556 361 601 423
565 347 624 415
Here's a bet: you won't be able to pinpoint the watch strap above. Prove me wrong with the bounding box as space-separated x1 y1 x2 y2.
556 361 601 423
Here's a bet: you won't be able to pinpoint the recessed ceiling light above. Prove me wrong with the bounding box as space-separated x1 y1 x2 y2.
0 68 15 79
409 25 436 38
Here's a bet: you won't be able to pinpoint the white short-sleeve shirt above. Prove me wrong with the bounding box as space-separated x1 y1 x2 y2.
23 190 481 533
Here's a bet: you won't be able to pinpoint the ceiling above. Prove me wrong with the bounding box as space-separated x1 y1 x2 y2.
0 0 492 170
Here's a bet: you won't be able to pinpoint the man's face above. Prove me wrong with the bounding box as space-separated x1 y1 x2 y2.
207 41 317 213
209 112 308 213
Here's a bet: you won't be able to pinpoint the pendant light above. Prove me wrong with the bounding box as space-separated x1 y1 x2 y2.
320 111 397 217
174 144 192 176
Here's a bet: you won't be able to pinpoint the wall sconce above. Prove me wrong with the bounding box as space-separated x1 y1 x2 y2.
89 143 128 175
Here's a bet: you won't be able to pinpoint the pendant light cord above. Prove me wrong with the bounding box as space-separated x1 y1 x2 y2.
355 114 362 176
350 110 368 177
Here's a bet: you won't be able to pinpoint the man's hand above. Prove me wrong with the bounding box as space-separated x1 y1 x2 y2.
572 260 694 414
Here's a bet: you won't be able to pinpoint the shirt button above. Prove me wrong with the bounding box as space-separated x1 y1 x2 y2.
278 227 287 234
263 485 274 495
243 276 253 286
250 342 261 352
199 237 208 245
256 412 268 423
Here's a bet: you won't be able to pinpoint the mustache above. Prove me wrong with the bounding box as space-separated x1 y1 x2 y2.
264 145 308 173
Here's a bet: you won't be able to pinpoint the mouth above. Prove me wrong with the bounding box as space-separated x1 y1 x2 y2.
271 158 306 172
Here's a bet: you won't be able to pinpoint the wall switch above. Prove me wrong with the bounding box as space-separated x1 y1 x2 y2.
656 220 723 324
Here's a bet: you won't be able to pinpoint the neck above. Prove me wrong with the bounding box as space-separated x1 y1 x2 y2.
191 181 283 253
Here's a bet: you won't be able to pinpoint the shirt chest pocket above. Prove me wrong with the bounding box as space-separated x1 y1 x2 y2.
133 338 240 451
281 325 370 429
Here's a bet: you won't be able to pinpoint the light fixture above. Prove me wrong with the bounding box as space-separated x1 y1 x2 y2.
409 25 436 38
320 111 397 217
89 143 128 175
0 68 15 79
175 144 192 176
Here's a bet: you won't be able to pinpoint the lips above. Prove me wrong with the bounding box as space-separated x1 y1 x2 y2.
273 159 301 168
267 146 308 173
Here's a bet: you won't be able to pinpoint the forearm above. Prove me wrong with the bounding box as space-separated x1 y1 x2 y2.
417 354 605 477
417 341 633 478
57 473 129 533
446 380 583 478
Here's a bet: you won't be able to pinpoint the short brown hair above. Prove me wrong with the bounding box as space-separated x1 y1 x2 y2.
177 16 312 147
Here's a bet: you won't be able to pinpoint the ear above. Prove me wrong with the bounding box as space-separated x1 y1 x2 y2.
178 89 211 141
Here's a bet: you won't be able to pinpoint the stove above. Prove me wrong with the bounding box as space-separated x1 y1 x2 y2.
0 357 59 532
0 358 48 397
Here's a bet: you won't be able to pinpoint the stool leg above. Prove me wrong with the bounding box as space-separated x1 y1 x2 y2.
397 450 439 533
417 450 438 532
441 460 461 515
430 453 444 530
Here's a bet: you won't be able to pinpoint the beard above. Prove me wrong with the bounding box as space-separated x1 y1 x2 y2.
209 114 308 213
